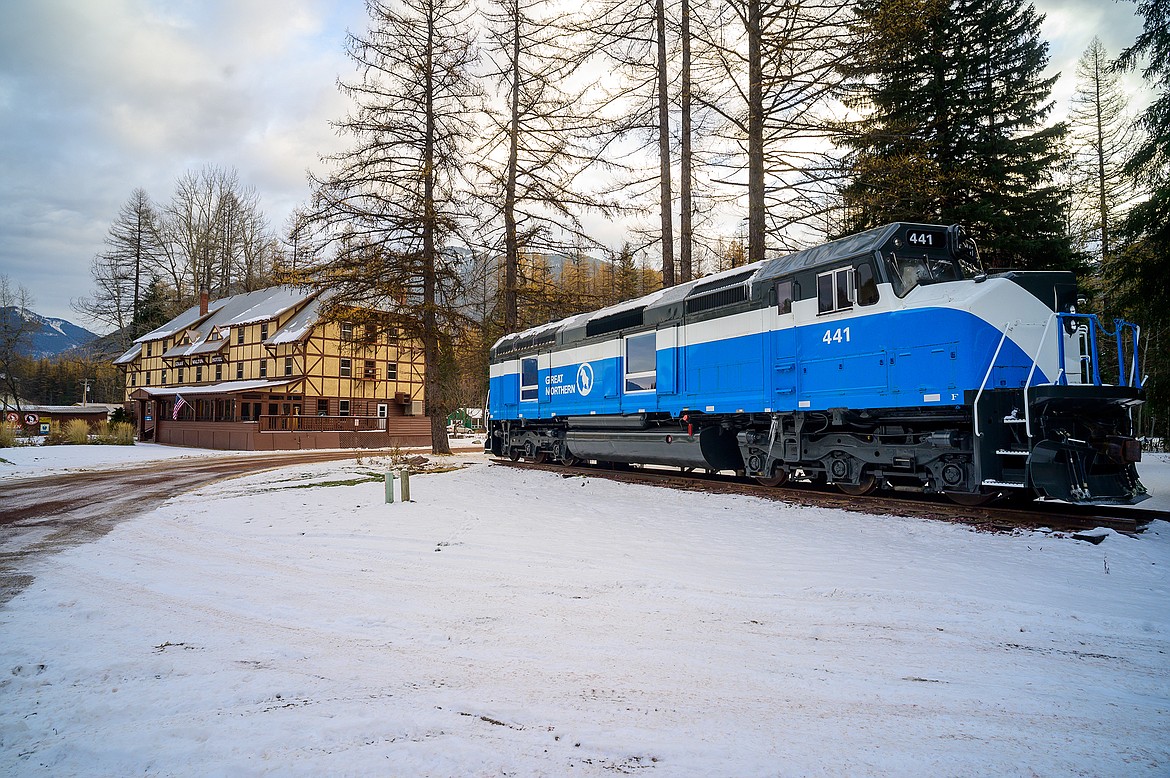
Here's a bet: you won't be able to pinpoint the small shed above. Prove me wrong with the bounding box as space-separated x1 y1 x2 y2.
447 407 485 433
2 404 113 434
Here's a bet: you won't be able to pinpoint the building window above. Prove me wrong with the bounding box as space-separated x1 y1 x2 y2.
341 322 354 341
316 399 329 416
145 371 151 386
215 364 223 381
146 342 152 357
363 360 377 379
196 365 203 383
260 322 269 341
161 369 167 384
236 362 244 380
817 267 855 314
377 403 388 418
237 328 244 345
284 356 294 376
365 324 377 342
338 399 350 417
178 367 185 384
340 358 352 378
520 357 538 402
259 359 268 378
386 362 398 381
130 372 136 387
624 332 657 392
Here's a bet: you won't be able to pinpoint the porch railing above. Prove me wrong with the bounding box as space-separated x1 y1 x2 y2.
258 415 389 432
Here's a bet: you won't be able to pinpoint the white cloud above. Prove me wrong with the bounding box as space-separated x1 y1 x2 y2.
0 0 1153 326
0 0 365 325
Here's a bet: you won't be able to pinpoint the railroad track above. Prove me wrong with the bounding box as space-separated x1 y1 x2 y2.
490 457 1166 536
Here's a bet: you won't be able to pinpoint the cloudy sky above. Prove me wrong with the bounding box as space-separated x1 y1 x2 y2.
0 0 1151 327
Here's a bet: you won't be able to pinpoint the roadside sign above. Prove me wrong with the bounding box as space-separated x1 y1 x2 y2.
39 422 50 435
24 413 38 425
5 412 17 424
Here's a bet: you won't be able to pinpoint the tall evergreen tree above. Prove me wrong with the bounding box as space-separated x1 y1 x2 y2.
1110 0 1170 439
837 0 1075 270
1114 0 1170 312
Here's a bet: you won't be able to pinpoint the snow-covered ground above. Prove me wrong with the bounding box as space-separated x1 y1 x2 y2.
0 440 473 480
1 449 1168 776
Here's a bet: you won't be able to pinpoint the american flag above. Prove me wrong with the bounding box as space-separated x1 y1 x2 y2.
172 394 188 420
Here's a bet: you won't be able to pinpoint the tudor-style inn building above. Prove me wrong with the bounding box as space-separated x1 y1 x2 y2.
114 286 430 450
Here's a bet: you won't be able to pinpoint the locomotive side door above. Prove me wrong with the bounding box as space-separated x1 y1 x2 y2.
771 279 798 409
537 350 553 416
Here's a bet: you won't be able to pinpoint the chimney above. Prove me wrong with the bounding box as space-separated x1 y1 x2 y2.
199 288 209 316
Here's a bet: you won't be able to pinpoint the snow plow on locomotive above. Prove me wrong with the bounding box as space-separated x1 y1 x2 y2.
487 223 1147 505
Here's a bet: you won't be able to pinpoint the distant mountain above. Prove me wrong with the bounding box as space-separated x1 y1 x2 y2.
1 307 100 359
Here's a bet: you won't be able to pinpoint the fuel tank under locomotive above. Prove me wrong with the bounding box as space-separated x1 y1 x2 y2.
564 426 744 471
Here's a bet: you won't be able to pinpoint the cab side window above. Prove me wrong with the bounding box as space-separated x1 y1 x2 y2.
520 357 538 401
776 279 794 314
817 268 854 314
855 262 879 306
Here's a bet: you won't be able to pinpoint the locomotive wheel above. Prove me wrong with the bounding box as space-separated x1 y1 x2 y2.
945 490 998 507
508 448 521 461
560 454 579 466
755 468 789 488
531 450 548 464
836 473 877 496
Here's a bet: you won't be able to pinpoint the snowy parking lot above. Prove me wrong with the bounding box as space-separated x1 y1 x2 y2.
1 446 1168 776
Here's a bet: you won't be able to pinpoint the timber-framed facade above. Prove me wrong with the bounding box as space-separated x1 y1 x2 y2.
114 286 431 450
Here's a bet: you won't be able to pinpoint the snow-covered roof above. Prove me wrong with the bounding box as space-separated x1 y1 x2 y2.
135 379 297 397
267 294 323 346
112 343 141 365
136 304 212 344
3 404 111 415
206 286 312 329
129 286 323 363
135 287 319 347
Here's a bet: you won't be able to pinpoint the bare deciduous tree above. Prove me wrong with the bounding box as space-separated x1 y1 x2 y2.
74 188 162 347
304 0 480 455
0 275 36 411
697 0 849 262
580 0 679 286
1066 37 1138 263
157 165 274 305
479 0 611 331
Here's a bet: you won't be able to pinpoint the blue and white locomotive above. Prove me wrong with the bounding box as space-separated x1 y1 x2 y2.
487 223 1147 505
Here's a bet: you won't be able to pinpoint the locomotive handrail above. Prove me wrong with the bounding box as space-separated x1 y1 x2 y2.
1054 313 1101 386
1051 313 1143 389
1115 318 1143 388
1023 313 1059 439
973 328 1012 438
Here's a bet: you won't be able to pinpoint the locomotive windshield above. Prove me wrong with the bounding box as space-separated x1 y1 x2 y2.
883 250 979 296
